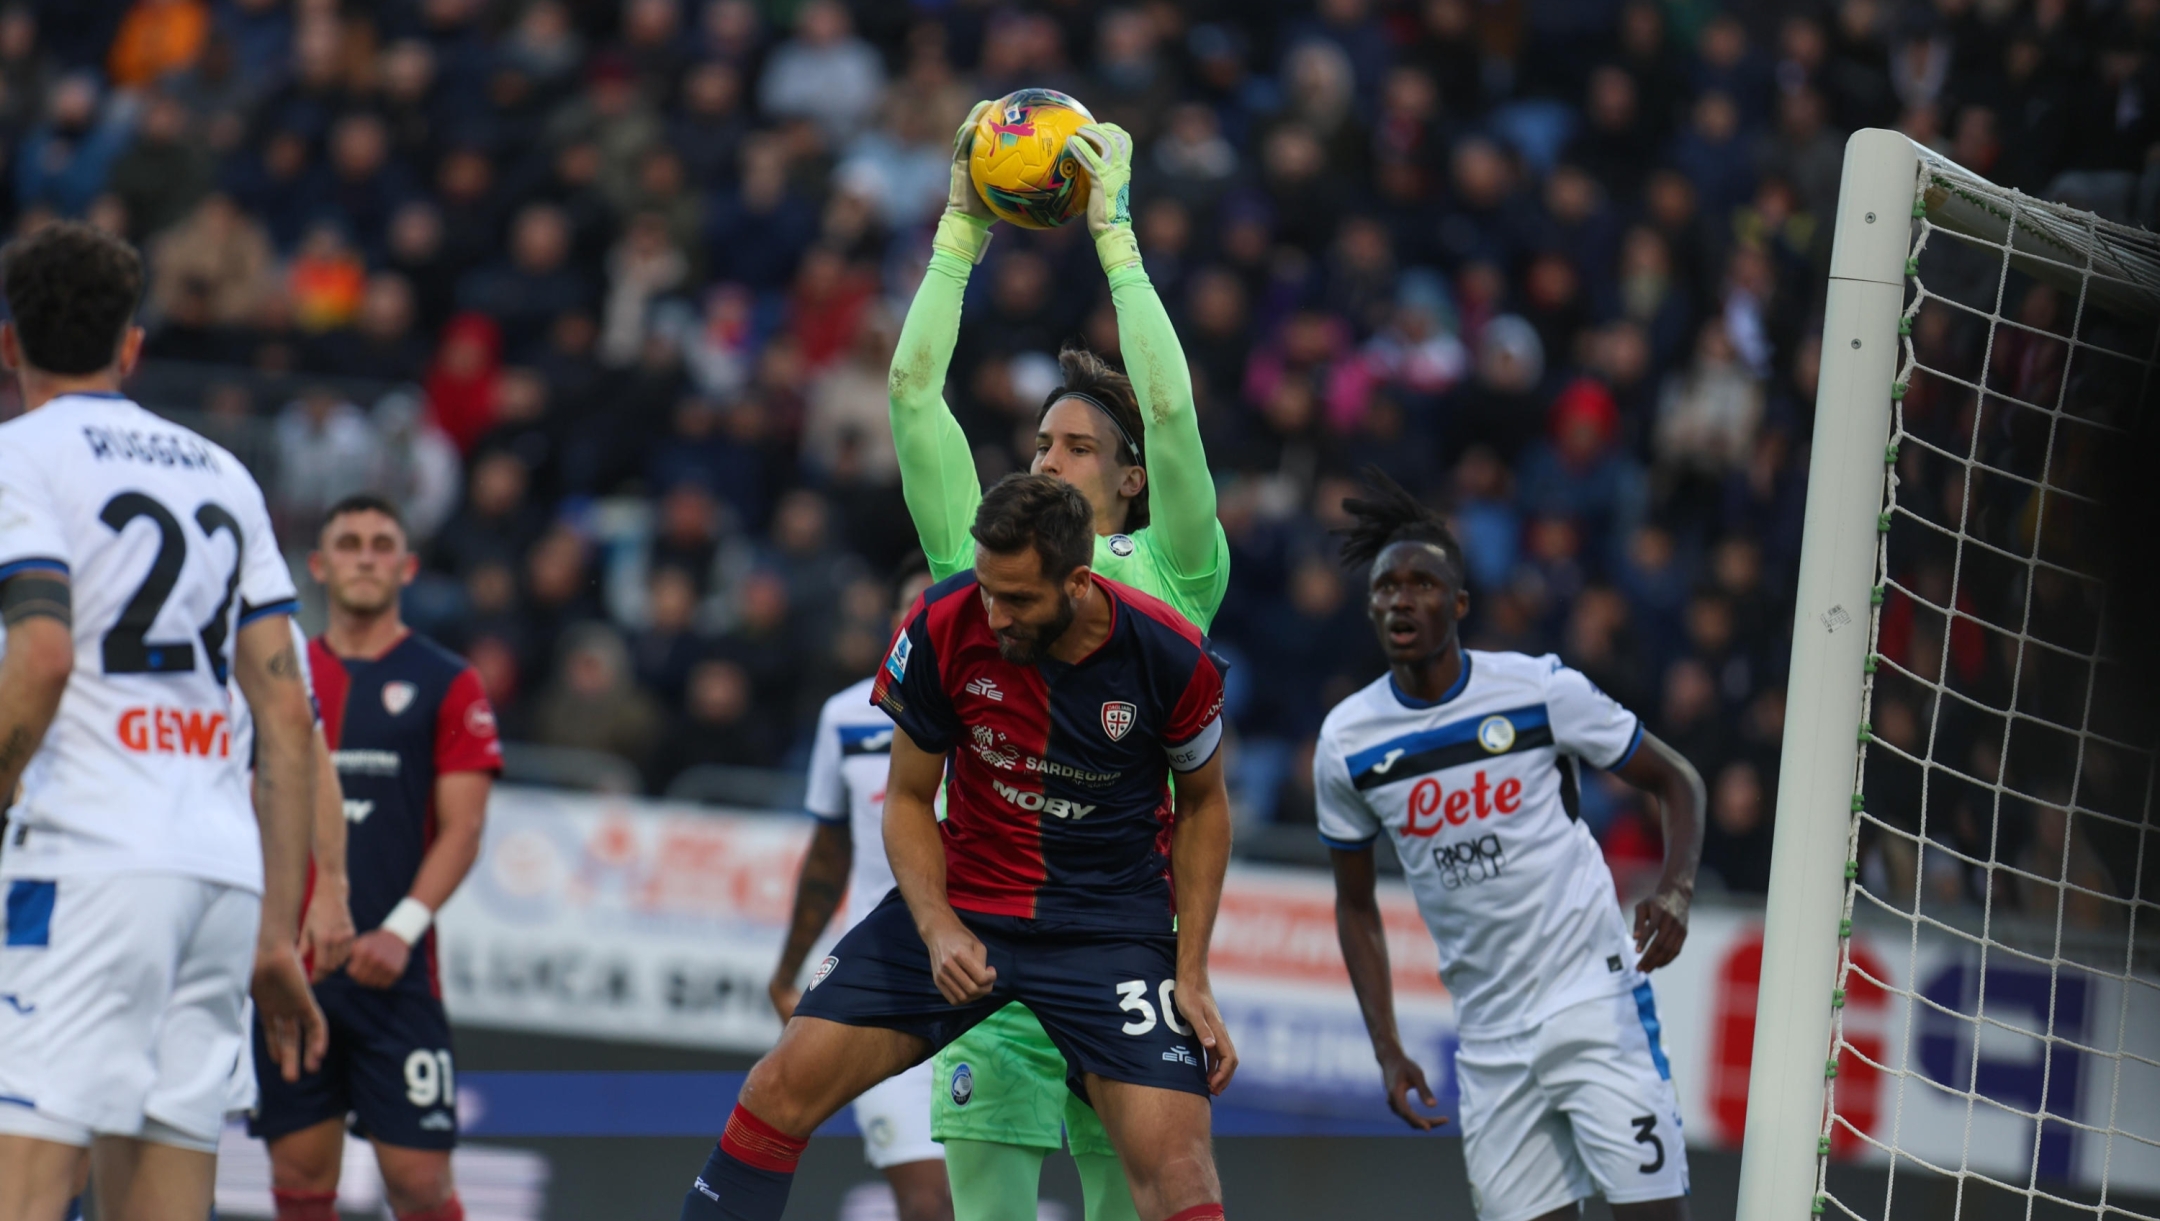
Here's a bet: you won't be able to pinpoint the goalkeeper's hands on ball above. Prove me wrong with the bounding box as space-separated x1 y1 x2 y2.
1067 122 1141 272
934 99 998 264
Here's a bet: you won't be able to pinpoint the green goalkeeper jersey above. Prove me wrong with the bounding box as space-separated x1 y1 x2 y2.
890 246 1226 1175
888 249 1228 626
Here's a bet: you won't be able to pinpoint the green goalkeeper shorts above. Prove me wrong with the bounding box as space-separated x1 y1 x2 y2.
931 1002 1116 1157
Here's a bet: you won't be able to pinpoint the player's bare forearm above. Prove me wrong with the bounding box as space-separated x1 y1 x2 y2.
774 820 851 988
883 727 955 932
885 727 997 1004
0 571 72 799
308 728 348 883
1614 731 1706 970
1167 751 1232 980
235 614 318 940
406 770 489 912
1330 846 1405 1056
296 728 356 979
1331 844 1446 1128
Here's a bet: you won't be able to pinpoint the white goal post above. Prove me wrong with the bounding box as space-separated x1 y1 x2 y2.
1738 129 2160 1220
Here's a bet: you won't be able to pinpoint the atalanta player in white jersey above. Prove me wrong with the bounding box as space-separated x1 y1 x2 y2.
0 222 326 1221
249 494 499 1221
1319 472 1705 1221
768 557 948 1221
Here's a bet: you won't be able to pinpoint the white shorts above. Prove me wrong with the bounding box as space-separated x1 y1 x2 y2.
1455 985 1690 1221
0 873 261 1152
855 1060 941 1170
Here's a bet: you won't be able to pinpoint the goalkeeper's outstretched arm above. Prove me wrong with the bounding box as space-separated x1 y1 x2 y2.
1070 124 1223 584
889 100 998 583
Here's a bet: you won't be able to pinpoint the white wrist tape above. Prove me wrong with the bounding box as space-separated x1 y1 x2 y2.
380 897 434 946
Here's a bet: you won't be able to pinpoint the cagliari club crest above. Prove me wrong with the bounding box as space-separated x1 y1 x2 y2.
1100 701 1137 741
382 681 417 716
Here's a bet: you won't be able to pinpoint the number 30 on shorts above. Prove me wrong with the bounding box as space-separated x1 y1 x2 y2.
404 1049 456 1108
1114 979 1191 1036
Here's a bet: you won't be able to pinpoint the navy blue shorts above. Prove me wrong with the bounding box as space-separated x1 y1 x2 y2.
793 890 1209 1100
249 980 458 1149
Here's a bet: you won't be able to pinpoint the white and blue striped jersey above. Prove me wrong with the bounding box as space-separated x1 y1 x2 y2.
1315 650 1646 1039
803 676 899 934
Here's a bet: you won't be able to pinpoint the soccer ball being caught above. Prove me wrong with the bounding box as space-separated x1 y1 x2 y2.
968 89 1094 229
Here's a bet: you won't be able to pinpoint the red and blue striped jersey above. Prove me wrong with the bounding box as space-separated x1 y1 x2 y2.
311 630 501 995
871 572 1227 932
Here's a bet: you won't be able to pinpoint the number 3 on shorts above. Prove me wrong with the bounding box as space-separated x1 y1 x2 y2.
1631 1113 1665 1173
1114 980 1190 1037
404 1048 456 1108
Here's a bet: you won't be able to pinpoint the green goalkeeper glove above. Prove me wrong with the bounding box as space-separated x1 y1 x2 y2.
934 99 997 265
1066 122 1139 272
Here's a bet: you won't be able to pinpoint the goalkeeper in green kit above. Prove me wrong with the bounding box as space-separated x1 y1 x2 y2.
886 103 1230 1221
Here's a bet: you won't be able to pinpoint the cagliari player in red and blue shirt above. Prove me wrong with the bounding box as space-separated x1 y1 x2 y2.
680 475 1240 1221
250 494 499 1221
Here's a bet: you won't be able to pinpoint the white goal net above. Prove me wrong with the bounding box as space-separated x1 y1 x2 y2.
1739 132 2160 1221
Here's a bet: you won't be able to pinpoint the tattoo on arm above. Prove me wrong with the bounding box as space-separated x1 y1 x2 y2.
265 646 301 681
1 576 70 628
0 726 35 778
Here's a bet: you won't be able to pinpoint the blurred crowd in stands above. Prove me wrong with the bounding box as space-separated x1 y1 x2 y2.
7 0 2156 906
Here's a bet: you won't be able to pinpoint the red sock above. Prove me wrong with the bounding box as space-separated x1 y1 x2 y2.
396 1197 465 1221
1164 1207 1226 1221
718 1103 810 1173
271 1189 338 1221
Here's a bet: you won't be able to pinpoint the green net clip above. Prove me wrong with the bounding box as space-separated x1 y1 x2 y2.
1905 257 1919 275
1844 858 1859 879
1850 794 1865 812
1833 988 1847 1008
1813 1194 1828 1216
1839 918 1854 937
1864 654 1878 674
1891 381 1908 400
1912 195 1926 218
1886 440 1900 462
1819 1136 1833 1156
1877 512 1893 532
1898 316 1913 335
1825 1058 1840 1078
1870 585 1885 605
1857 722 1872 742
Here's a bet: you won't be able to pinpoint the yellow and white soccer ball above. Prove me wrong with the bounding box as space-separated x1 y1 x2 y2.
968 89 1094 229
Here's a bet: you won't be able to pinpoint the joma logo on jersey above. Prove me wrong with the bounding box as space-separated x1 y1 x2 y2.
1404 770 1523 836
115 707 230 758
991 779 1096 820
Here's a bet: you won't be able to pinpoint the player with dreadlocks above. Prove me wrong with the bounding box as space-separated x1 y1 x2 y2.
1319 470 1708 1221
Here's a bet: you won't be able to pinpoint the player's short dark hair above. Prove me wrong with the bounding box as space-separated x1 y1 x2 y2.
1336 466 1466 586
1039 344 1149 531
972 473 1095 582
319 492 407 540
1 222 144 376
